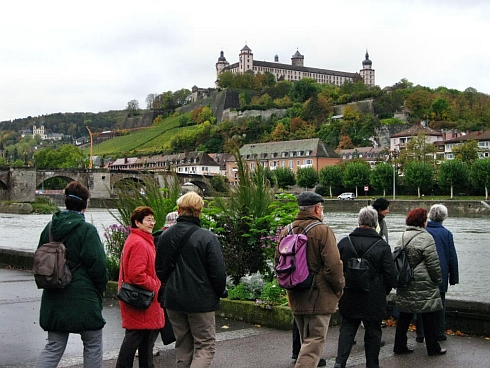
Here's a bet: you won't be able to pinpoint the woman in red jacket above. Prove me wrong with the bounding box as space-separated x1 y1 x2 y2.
116 206 164 368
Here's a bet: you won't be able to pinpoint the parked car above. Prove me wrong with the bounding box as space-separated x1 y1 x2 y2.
338 192 356 200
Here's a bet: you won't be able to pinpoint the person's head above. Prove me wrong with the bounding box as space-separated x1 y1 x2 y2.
163 211 179 229
428 204 448 223
297 192 324 218
372 197 390 217
64 181 90 212
358 206 379 228
177 191 204 217
406 207 428 228
130 206 155 233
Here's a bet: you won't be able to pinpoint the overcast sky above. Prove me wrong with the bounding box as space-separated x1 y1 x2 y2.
1 0 489 123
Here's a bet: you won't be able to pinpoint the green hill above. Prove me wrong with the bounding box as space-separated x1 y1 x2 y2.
92 113 198 157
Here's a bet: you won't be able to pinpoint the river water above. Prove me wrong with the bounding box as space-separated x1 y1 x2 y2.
0 209 488 303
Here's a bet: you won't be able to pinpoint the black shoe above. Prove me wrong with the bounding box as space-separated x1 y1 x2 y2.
317 358 326 367
429 348 447 356
394 347 414 354
436 335 447 341
380 340 386 347
381 321 387 328
416 337 424 343
291 353 298 360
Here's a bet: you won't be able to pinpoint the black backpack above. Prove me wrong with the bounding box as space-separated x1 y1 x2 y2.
393 233 421 288
344 237 381 292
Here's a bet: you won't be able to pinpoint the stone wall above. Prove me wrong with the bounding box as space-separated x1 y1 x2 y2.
323 199 490 216
222 108 288 122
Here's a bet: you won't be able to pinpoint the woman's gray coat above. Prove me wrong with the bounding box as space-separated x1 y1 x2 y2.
395 226 443 313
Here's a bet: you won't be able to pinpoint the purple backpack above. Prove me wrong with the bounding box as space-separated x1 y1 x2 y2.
276 221 323 290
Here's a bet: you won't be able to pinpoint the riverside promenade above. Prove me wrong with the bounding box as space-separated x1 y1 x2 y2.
1 267 489 368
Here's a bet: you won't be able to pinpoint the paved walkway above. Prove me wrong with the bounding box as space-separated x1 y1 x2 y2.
1 267 489 368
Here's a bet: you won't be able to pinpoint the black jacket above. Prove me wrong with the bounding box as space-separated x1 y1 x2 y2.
337 227 397 320
155 216 227 313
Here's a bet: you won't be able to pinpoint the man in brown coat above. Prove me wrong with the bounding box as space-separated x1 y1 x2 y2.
276 192 345 368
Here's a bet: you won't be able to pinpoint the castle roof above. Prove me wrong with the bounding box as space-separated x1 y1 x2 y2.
223 60 359 78
362 50 372 66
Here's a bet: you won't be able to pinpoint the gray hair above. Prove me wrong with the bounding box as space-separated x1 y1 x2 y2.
299 204 317 212
358 206 379 228
428 204 448 223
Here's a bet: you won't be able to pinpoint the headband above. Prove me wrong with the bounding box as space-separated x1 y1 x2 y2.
67 194 84 201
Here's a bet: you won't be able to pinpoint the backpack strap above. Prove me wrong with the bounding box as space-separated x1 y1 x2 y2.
347 236 381 258
48 222 80 271
287 220 323 236
302 221 323 235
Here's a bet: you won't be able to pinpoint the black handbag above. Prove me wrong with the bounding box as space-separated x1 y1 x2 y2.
117 252 155 309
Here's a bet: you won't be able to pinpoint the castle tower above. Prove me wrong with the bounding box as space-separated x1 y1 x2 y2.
291 49 304 67
215 50 229 78
239 45 253 73
360 50 375 87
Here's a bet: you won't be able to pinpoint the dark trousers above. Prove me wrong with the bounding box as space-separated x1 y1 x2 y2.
335 317 382 368
416 292 446 339
116 329 160 368
395 311 441 355
292 319 301 355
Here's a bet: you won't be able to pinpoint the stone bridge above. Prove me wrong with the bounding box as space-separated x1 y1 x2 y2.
0 168 211 202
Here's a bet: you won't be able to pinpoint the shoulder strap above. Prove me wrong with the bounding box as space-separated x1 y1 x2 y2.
302 221 323 234
401 232 422 249
174 226 200 259
167 226 200 278
48 222 67 243
347 236 381 258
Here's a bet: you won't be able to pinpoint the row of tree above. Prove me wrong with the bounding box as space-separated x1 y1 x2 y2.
265 157 490 200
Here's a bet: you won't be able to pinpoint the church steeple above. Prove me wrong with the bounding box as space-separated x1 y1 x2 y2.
360 49 375 87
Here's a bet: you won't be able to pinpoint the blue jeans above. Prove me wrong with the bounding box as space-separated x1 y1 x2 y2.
35 329 103 368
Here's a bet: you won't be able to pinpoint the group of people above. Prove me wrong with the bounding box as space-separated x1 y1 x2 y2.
33 181 458 368
34 181 227 368
279 192 458 368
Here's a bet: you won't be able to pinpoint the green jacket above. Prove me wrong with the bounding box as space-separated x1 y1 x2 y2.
38 210 108 332
394 226 442 313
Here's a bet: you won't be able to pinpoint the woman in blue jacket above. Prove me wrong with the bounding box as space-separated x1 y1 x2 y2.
417 204 459 342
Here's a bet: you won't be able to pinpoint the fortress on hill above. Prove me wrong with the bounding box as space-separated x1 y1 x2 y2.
215 44 375 87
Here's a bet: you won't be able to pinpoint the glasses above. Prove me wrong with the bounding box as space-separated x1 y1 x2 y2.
143 217 156 223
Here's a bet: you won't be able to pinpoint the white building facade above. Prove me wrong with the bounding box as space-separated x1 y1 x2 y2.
216 45 375 87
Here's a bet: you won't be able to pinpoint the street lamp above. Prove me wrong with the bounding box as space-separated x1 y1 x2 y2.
392 164 396 201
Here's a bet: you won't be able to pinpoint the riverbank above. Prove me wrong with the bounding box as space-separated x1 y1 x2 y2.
2 198 489 215
324 199 490 215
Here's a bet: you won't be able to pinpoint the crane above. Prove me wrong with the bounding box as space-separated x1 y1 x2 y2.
86 126 94 169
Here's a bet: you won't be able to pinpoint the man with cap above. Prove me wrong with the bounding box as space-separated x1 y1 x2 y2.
276 192 344 368
371 198 390 242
